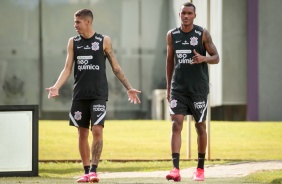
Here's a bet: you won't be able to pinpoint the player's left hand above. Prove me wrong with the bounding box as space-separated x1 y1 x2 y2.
127 88 141 104
192 49 206 64
45 86 59 99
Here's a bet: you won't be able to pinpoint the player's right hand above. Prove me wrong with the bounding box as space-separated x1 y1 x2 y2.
45 86 59 99
166 88 170 102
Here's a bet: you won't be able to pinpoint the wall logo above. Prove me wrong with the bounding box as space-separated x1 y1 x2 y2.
170 99 177 108
190 37 198 46
74 111 82 120
92 42 99 51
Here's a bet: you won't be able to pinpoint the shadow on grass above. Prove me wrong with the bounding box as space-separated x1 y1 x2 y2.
271 178 282 184
40 166 166 175
40 168 80 175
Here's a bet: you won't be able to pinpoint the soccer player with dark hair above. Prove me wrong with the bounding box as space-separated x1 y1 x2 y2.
165 2 219 182
46 9 141 183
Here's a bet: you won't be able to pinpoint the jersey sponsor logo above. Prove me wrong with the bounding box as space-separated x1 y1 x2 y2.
176 50 193 64
93 104 105 112
172 30 180 34
179 57 193 64
77 55 99 71
74 36 81 41
190 36 198 46
194 101 206 112
77 59 89 65
195 30 202 36
77 62 99 71
170 99 177 108
76 45 90 49
92 42 99 51
182 40 189 45
95 36 102 42
74 111 82 120
175 40 181 43
84 45 91 50
176 50 192 54
77 56 93 60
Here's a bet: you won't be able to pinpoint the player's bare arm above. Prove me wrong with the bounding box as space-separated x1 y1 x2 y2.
192 29 219 64
46 37 74 98
104 36 141 104
104 36 132 90
166 30 175 102
203 29 219 64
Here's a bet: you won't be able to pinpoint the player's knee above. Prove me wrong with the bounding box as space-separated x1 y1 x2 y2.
195 123 206 135
78 128 89 140
92 125 103 137
172 120 183 132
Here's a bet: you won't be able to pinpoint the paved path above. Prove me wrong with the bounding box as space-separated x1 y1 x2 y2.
98 160 282 179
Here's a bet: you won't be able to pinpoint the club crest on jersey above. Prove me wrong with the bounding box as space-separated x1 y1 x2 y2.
170 99 177 108
74 111 82 120
91 42 99 51
190 37 198 46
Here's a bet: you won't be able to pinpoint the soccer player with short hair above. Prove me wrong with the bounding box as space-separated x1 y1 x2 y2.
46 9 141 183
165 2 219 182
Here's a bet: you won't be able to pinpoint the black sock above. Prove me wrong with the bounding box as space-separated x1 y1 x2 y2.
84 166 90 174
172 153 180 169
90 165 97 173
197 153 206 169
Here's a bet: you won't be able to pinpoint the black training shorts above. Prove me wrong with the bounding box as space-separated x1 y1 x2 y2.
69 99 106 128
170 94 208 123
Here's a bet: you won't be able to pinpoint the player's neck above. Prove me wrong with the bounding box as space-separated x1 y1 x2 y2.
180 24 194 33
81 29 95 39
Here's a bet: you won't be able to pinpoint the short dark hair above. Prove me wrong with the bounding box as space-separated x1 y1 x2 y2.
74 9 94 21
182 2 196 12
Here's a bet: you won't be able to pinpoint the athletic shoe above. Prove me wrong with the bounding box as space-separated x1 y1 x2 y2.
76 174 89 183
166 167 181 182
193 168 204 181
88 172 99 183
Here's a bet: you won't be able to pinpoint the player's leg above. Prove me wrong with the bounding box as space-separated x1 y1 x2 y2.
88 100 106 183
78 127 90 170
88 125 103 183
77 127 91 182
193 121 206 181
171 114 185 166
188 96 208 181
166 95 188 182
166 114 184 182
195 120 207 167
69 100 91 182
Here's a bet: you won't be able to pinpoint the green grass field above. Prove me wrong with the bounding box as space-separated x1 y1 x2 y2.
39 120 282 160
1 120 282 183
